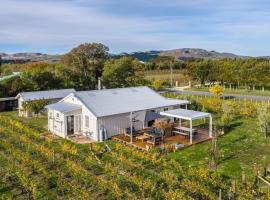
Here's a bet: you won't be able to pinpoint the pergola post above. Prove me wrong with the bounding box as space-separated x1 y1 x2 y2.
209 115 213 138
189 119 193 144
130 112 133 144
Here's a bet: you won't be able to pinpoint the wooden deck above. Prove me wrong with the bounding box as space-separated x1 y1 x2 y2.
112 129 211 151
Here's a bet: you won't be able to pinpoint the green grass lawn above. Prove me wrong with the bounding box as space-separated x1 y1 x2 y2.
186 87 270 97
0 111 47 131
145 70 189 86
166 117 270 181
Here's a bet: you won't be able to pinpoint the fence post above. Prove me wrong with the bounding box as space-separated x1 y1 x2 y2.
218 189 222 200
242 171 247 189
232 180 237 200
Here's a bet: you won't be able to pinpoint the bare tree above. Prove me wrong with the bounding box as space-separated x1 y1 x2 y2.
209 126 218 170
257 104 270 139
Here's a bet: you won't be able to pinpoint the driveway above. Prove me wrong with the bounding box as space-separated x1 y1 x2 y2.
161 88 270 102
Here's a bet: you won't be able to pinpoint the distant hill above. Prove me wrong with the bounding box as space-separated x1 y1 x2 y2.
115 51 162 62
114 48 253 61
1 48 268 63
0 53 62 63
159 48 248 60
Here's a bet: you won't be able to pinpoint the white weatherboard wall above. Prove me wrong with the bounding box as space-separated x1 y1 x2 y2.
48 108 66 138
62 94 98 140
97 111 145 140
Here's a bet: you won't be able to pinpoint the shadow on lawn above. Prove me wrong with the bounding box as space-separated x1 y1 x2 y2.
224 121 243 133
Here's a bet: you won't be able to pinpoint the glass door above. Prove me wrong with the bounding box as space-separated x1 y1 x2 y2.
67 116 74 135
74 115 81 133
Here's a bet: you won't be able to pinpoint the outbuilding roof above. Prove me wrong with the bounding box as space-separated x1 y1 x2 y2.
45 102 81 113
16 89 75 101
160 108 211 120
74 86 189 117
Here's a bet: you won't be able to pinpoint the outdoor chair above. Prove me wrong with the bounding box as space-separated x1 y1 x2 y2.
147 136 163 146
125 127 139 137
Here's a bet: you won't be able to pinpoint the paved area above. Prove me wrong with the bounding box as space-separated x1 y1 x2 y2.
161 88 270 102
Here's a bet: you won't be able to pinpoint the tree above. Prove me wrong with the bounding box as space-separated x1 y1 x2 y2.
0 76 29 97
220 102 235 132
102 56 145 88
22 99 49 117
209 85 224 98
257 105 270 138
22 71 63 91
61 43 109 89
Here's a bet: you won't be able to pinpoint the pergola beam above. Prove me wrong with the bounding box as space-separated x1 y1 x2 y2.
189 119 193 144
209 115 213 138
130 111 133 144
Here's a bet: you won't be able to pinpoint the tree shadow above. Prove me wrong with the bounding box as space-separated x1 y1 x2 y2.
225 122 243 132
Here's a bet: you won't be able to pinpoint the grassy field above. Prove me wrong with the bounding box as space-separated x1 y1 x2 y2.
0 111 48 131
166 117 270 181
186 87 270 97
0 111 269 199
145 70 189 86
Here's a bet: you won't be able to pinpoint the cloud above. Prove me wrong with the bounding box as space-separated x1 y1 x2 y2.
0 0 270 55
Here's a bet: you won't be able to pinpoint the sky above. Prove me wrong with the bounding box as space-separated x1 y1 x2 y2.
0 0 270 56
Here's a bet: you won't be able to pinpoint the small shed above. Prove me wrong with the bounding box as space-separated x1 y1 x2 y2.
16 89 75 117
0 97 18 112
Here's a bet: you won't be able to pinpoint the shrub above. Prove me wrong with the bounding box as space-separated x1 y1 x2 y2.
209 85 224 97
152 79 164 90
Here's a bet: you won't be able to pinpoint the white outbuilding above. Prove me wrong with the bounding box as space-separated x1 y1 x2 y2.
16 89 75 117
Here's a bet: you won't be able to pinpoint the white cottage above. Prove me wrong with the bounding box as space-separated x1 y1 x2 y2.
45 86 189 141
16 89 75 117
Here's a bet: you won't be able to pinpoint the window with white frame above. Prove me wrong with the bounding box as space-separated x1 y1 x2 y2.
85 115 89 128
56 112 60 118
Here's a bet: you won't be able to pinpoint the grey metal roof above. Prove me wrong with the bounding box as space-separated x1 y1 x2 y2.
160 108 211 120
17 89 75 101
45 102 81 113
0 97 17 102
74 86 189 117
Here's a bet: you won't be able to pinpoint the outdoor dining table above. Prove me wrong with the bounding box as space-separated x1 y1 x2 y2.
173 126 197 132
136 134 151 142
172 126 197 138
144 131 162 138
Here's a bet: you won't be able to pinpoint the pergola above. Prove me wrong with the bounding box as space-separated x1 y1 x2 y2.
160 109 212 144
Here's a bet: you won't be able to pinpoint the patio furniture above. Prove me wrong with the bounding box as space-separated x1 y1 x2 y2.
175 143 185 150
124 127 140 137
172 126 198 138
145 128 162 137
147 136 163 146
136 134 151 142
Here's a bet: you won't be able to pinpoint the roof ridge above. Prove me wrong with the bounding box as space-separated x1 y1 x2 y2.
75 86 149 94
19 88 75 94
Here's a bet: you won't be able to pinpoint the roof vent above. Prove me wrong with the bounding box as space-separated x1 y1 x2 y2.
131 89 138 92
111 91 117 94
